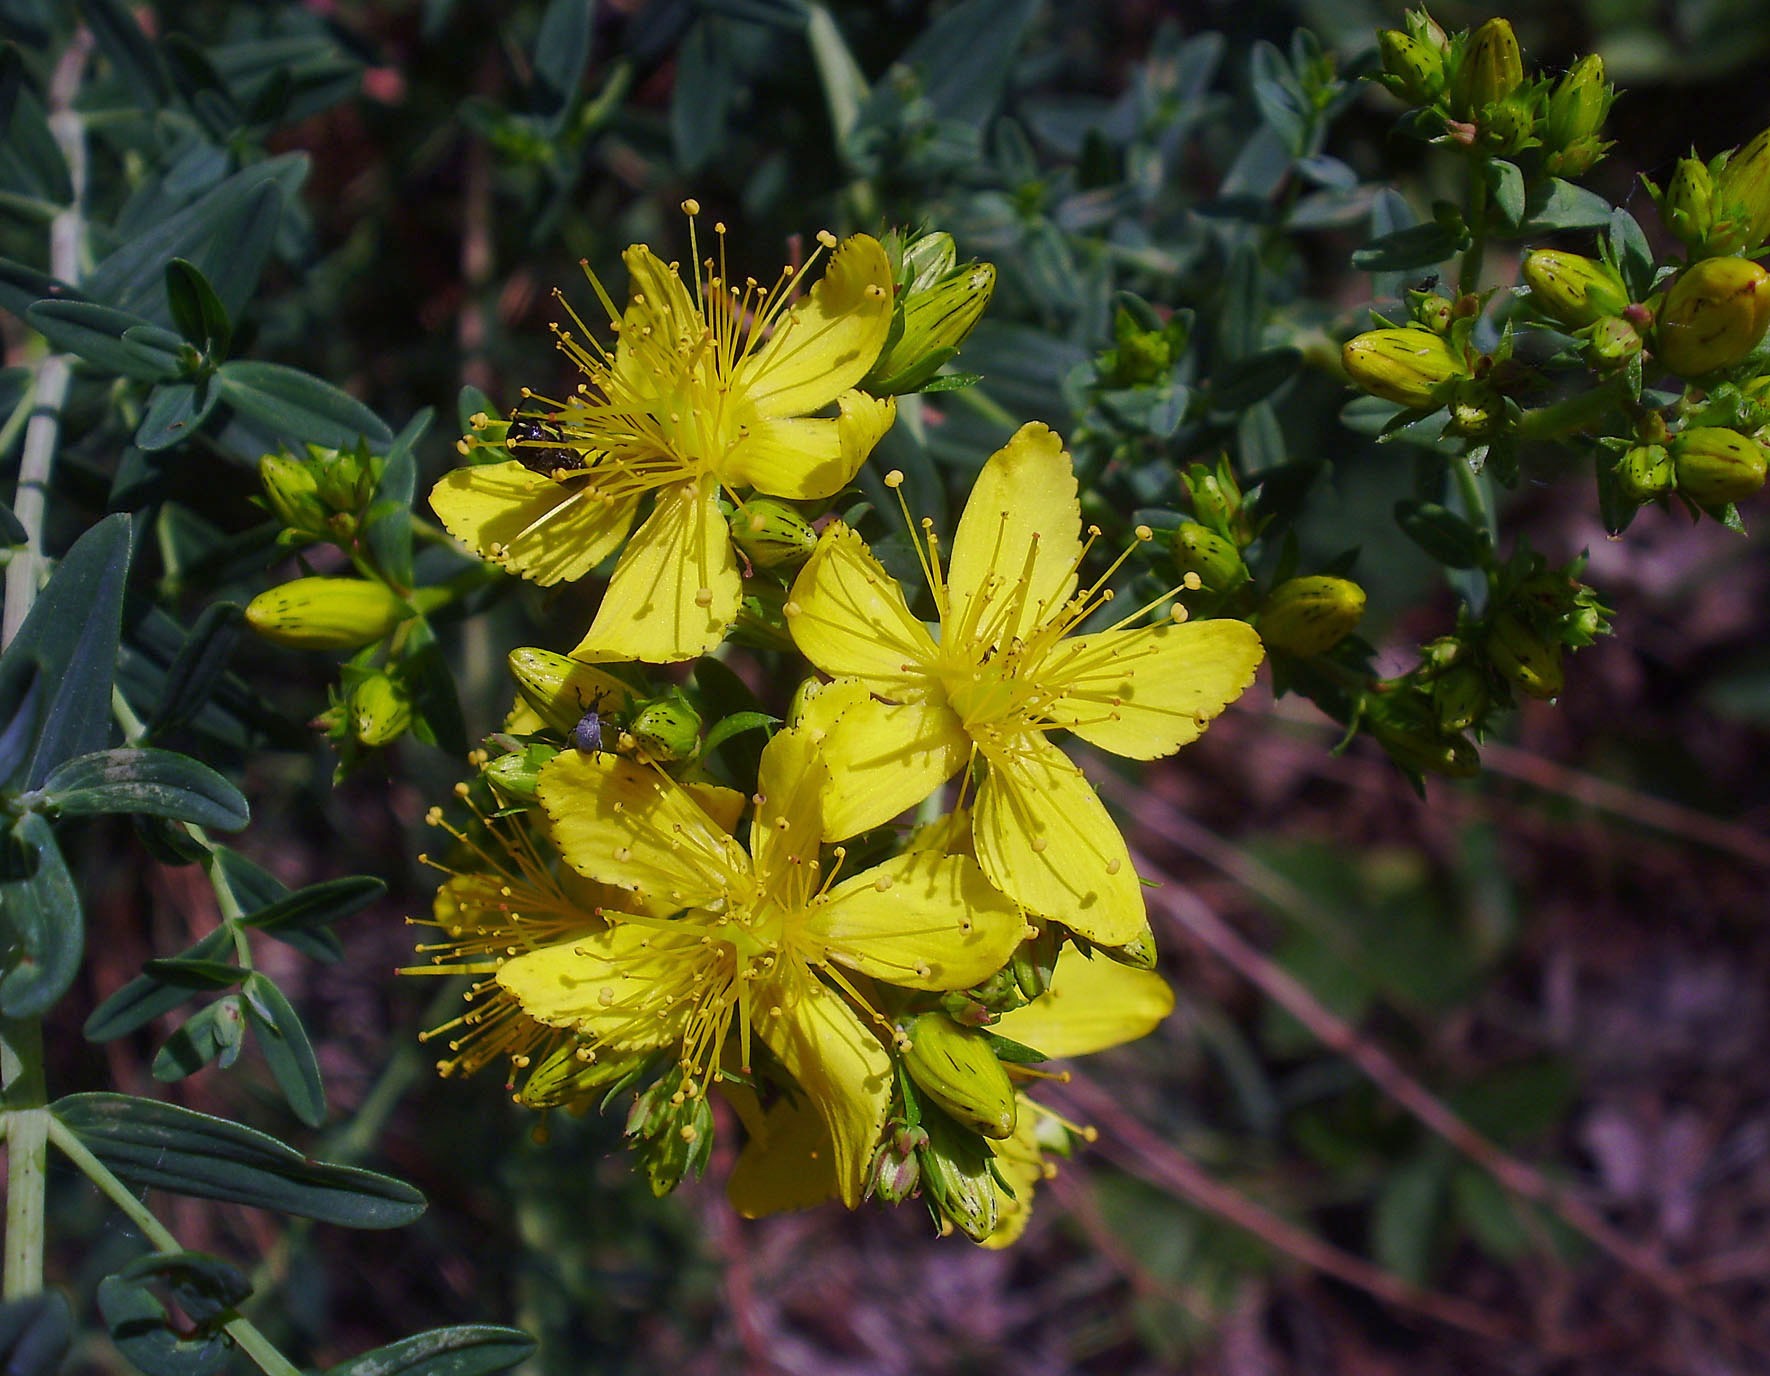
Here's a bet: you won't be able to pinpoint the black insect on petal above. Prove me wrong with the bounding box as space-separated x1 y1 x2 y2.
510 417 588 477
571 709 605 754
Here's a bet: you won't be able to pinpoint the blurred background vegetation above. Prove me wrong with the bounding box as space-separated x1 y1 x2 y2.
7 0 1770 1372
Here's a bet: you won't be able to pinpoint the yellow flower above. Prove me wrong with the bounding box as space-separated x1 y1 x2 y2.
431 208 897 663
784 422 1263 947
491 726 1027 1206
978 948 1175 1247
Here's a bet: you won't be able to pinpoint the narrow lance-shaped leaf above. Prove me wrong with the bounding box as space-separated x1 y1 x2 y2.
36 746 248 831
323 1326 538 1376
84 925 235 1041
242 972 327 1127
0 812 82 1018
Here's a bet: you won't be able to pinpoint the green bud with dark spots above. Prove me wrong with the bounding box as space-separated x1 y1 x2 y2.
917 1108 999 1242
1615 443 1675 504
1378 28 1445 104
1587 315 1646 368
1487 612 1565 700
348 671 412 747
245 577 410 652
1715 123 1770 254
483 742 561 802
1671 426 1769 506
1656 156 1716 253
1170 523 1249 592
730 498 818 569
1260 576 1367 658
1655 257 1770 378
1341 327 1465 409
1449 18 1523 120
902 1013 1017 1140
1522 250 1630 329
628 695 702 763
259 453 327 537
1543 55 1613 175
1432 664 1488 734
507 647 631 737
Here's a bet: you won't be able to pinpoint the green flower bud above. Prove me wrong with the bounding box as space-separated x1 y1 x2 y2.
259 453 327 536
1010 923 1059 1003
1182 458 1245 538
1170 522 1249 592
1449 18 1523 120
1657 156 1715 253
1432 664 1488 734
866 246 996 395
897 230 958 295
507 648 631 737
866 1121 926 1204
1445 378 1503 439
1260 575 1367 658
1479 92 1537 154
625 1070 714 1197
1487 611 1564 700
1364 690 1480 777
482 742 561 802
245 577 409 651
348 671 412 747
1408 290 1455 334
902 1013 1017 1140
1341 327 1465 409
1543 55 1612 174
1615 443 1675 503
1671 426 1769 506
516 1039 641 1110
916 1107 999 1242
1522 250 1630 329
627 695 701 763
730 498 818 570
1587 315 1646 368
1715 124 1770 255
1378 29 1445 104
1655 257 1770 378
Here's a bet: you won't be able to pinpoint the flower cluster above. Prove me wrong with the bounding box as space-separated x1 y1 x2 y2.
406 208 1262 1243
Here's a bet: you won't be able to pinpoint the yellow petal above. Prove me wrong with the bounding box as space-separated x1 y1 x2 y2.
725 1087 841 1217
808 850 1026 990
737 234 893 417
1040 618 1264 759
749 727 827 907
980 1098 1046 1249
756 966 892 1208
788 522 941 694
723 390 896 499
536 749 751 911
430 462 638 587
495 927 697 1047
685 782 747 836
972 731 1144 945
944 424 1082 649
570 480 741 663
804 689 971 841
992 949 1174 1057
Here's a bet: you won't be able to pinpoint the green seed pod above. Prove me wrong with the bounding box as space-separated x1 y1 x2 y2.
1341 327 1465 409
916 1107 999 1242
1183 460 1245 537
1432 664 1489 734
482 743 561 802
1543 55 1612 174
1521 250 1630 329
902 1013 1017 1139
1671 426 1769 506
866 1122 926 1204
516 1039 641 1110
627 696 702 763
1615 443 1675 503
1010 924 1059 1003
1408 290 1455 334
1378 28 1445 104
1260 575 1367 658
259 453 326 536
507 647 631 736
1449 17 1523 120
1658 155 1715 253
1487 612 1565 700
348 671 412 747
866 262 996 395
730 498 818 570
1445 379 1502 439
1170 522 1249 592
1655 257 1770 378
898 230 958 295
245 577 409 651
1587 315 1646 368
1715 124 1770 255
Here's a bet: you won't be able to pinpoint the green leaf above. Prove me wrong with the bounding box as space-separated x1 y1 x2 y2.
1518 178 1614 233
700 710 777 758
37 747 248 830
24 300 183 380
97 1253 247 1376
1212 348 1300 412
141 958 244 991
530 0 592 134
366 410 429 587
1486 159 1525 227
670 19 737 175
1351 220 1468 272
1394 499 1488 568
0 83 71 207
79 0 169 106
883 0 1036 128
118 1251 252 1325
0 811 82 1018
83 926 235 1041
217 360 393 449
0 253 83 319
242 972 326 1127
152 996 246 1080
163 258 232 358
1608 207 1655 301
54 1093 427 1227
237 874 384 964
1371 1151 1448 1286
148 602 244 740
323 1326 538 1376
0 1289 73 1376
137 379 221 452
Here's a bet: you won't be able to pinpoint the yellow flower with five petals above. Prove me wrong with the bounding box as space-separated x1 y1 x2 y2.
784 422 1263 947
431 210 897 663
493 726 1027 1206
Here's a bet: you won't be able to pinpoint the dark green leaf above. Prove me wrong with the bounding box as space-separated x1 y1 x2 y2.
161 33 242 140
38 746 248 831
324 1326 538 1376
137 379 220 451
1249 40 1306 155
0 498 21 548
1486 159 1525 227
242 972 326 1127
700 710 777 758
1394 500 1488 568
0 253 83 319
0 811 81 1017
84 926 235 1041
163 258 231 358
55 1093 426 1227
141 958 244 991
217 360 393 449
0 43 22 137
24 300 182 380
208 846 289 913
1351 220 1468 272
698 0 807 26
530 0 592 133
1608 207 1655 301
148 602 244 740
152 997 246 1080
0 84 70 206
237 874 384 965
401 626 468 759
0 1287 73 1376
79 0 169 106
1215 241 1262 363
1372 1151 1448 1285
97 1254 244 1376
670 20 734 174
1212 348 1300 412
366 410 429 587
1518 178 1614 233
115 1251 252 1325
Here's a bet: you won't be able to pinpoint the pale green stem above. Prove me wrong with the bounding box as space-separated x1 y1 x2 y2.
1451 453 1495 546
45 1116 305 1376
1 1020 48 1300
1514 382 1625 443
1456 150 1488 296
